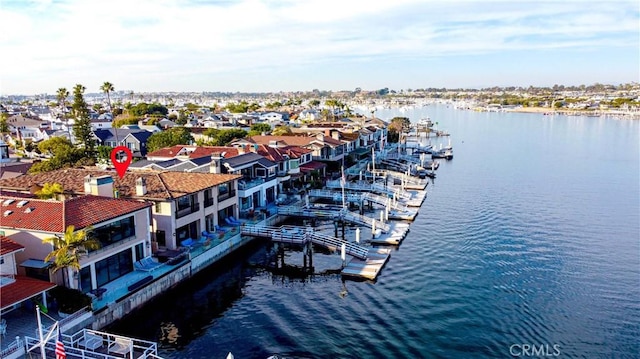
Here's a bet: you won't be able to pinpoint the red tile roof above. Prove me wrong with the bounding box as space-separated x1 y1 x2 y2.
0 275 56 310
0 195 152 232
300 161 327 172
0 169 241 201
248 134 343 147
0 235 24 256
147 145 240 160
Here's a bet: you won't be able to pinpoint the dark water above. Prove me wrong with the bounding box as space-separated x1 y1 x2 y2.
108 105 640 358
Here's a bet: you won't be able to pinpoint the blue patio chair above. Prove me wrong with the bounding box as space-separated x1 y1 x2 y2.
224 217 240 227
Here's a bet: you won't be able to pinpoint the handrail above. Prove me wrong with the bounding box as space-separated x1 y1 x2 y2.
241 225 368 259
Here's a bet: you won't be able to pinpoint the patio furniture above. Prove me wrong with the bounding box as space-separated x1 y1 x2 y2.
78 332 103 350
224 217 240 227
229 216 242 225
108 337 132 356
134 257 163 272
0 319 6 337
180 238 196 248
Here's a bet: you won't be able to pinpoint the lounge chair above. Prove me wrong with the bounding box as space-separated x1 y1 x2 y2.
134 257 163 272
78 332 103 350
224 217 240 227
214 225 229 233
108 337 132 356
181 238 196 248
229 216 242 225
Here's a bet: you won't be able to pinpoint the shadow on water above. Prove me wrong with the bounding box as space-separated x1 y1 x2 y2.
106 239 270 351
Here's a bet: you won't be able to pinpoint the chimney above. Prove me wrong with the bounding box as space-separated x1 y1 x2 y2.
324 129 331 136
332 131 340 140
237 145 245 155
136 177 147 196
248 144 256 153
84 174 114 197
210 152 222 174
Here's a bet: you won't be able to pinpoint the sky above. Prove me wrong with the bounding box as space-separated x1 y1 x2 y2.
1 0 638 95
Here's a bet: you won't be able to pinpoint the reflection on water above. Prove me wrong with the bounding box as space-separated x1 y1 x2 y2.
107 106 640 358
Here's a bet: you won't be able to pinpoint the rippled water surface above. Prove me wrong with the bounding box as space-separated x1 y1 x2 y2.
109 105 640 358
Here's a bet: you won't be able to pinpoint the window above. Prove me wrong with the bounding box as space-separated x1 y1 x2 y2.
218 183 229 195
155 202 162 213
177 196 191 211
92 216 135 247
255 168 266 177
95 249 133 287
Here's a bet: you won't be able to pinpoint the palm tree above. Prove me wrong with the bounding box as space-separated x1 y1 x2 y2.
43 225 100 289
56 88 71 139
101 82 117 147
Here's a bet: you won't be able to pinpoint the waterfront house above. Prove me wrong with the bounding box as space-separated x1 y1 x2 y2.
241 134 346 164
0 193 152 296
0 169 241 251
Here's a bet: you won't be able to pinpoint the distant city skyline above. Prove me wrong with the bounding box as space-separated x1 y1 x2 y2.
1 0 638 96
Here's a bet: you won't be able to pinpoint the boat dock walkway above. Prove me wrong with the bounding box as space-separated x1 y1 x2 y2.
241 224 369 260
341 248 392 281
276 205 391 233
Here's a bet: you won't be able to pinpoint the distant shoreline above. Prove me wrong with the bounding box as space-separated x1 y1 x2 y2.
502 106 639 119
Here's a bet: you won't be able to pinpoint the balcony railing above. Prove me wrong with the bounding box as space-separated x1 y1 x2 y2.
176 203 200 219
238 178 264 190
218 189 236 202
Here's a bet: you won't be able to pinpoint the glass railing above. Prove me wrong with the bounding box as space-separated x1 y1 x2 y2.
238 178 264 190
176 203 200 219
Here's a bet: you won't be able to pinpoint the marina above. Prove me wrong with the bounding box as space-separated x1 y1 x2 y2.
105 104 639 359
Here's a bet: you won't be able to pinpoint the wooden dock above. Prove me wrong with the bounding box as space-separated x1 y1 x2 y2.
341 248 392 281
369 222 411 245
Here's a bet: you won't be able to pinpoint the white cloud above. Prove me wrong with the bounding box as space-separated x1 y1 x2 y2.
1 0 637 94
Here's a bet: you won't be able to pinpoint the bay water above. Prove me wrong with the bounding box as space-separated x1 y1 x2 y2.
108 104 640 358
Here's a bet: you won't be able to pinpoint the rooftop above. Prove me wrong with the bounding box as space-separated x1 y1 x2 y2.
0 168 241 201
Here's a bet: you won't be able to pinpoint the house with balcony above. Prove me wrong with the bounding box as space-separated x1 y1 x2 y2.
0 169 241 252
0 194 152 296
210 152 278 218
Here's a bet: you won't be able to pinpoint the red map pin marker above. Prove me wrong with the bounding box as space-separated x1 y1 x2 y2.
110 146 133 179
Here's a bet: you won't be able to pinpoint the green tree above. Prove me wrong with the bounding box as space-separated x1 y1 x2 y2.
101 81 119 146
248 123 272 136
272 125 292 136
387 117 411 143
147 127 194 152
308 99 320 108
56 88 69 111
35 182 64 199
216 128 247 145
388 117 411 133
71 84 95 155
43 225 100 288
29 137 86 173
0 112 8 135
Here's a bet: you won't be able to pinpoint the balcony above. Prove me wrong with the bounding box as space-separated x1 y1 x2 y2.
238 178 264 190
217 190 236 202
176 203 200 219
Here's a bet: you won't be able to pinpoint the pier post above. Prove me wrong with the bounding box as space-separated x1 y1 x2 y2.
372 220 376 239
380 210 384 224
355 227 360 244
341 243 346 267
334 220 338 237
